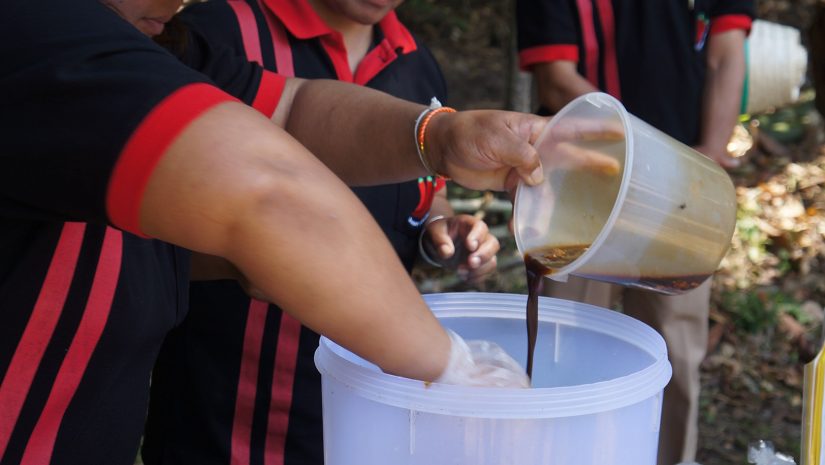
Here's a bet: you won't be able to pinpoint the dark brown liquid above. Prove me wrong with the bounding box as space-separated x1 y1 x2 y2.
524 245 589 379
578 273 711 295
524 244 711 380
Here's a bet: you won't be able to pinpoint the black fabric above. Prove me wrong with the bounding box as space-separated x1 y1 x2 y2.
0 1 267 464
516 0 754 144
0 0 213 226
142 3 446 465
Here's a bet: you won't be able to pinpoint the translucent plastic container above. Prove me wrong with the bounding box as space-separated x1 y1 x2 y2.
513 92 737 294
315 293 672 465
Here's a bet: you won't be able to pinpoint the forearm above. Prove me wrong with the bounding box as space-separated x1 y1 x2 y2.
276 79 547 193
533 61 598 113
277 79 430 186
698 30 746 154
140 102 450 381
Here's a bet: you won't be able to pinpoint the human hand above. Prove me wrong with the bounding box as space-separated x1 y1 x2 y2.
421 214 499 281
426 111 622 193
693 144 740 169
434 330 531 388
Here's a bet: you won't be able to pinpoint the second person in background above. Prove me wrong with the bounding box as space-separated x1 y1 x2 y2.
516 1 754 464
141 0 499 464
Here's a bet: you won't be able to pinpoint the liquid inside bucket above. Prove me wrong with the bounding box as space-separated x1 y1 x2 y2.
315 293 672 465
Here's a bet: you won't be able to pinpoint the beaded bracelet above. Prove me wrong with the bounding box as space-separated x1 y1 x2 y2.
414 98 456 177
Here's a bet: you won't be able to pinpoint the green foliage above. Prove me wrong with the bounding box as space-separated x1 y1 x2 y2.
721 288 803 333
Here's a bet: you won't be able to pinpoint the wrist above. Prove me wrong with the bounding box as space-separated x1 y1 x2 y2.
414 98 455 178
423 111 454 177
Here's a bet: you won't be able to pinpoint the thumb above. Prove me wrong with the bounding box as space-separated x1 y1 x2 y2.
426 218 455 258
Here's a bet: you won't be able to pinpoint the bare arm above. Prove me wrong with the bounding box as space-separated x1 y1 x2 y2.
695 29 747 168
273 79 546 190
140 102 450 381
532 61 598 113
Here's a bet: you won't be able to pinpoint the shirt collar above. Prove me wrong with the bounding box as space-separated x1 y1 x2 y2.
262 0 417 53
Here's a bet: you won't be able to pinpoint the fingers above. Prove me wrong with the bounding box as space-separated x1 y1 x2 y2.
461 229 499 282
552 142 621 176
550 118 625 142
709 152 740 169
485 129 544 187
425 217 454 259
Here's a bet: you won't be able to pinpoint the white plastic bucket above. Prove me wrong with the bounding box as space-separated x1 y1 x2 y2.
315 292 672 465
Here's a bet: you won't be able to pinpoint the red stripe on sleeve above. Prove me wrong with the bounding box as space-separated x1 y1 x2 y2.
106 83 235 237
0 222 85 462
710 14 753 36
264 313 302 465
252 71 287 118
231 299 269 465
227 0 264 65
269 14 295 77
575 0 600 87
595 0 621 99
20 227 123 465
518 45 579 71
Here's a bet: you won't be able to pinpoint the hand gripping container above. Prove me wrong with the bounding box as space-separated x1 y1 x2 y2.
315 292 672 465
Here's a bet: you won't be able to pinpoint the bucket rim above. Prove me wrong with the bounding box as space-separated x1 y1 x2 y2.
314 292 672 419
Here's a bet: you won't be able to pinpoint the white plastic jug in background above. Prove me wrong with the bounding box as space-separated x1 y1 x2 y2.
513 92 737 295
315 293 672 465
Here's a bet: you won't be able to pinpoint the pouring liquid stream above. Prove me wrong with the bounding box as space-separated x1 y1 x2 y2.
523 244 590 379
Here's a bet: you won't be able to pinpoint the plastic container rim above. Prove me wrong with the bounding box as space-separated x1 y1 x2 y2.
314 292 672 419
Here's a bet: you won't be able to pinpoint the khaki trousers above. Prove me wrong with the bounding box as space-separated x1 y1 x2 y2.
542 276 711 465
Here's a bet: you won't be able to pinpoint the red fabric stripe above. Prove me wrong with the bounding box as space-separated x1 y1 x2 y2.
226 1 285 118
257 0 295 78
20 227 122 465
354 40 396 86
107 84 235 237
321 39 352 82
595 0 621 99
710 14 753 36
0 222 85 462
410 178 429 219
518 44 579 71
434 176 447 192
263 313 302 465
252 71 287 118
227 0 264 65
230 299 269 465
575 0 600 88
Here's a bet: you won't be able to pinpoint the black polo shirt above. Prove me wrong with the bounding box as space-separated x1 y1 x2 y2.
141 2 446 465
0 1 283 464
516 0 754 144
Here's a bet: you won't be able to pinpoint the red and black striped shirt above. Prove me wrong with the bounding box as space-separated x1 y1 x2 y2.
0 1 282 463
517 0 754 144
142 1 446 465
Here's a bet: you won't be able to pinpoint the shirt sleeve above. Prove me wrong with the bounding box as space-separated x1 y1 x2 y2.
0 0 237 235
175 1 285 118
516 0 580 70
707 0 755 35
